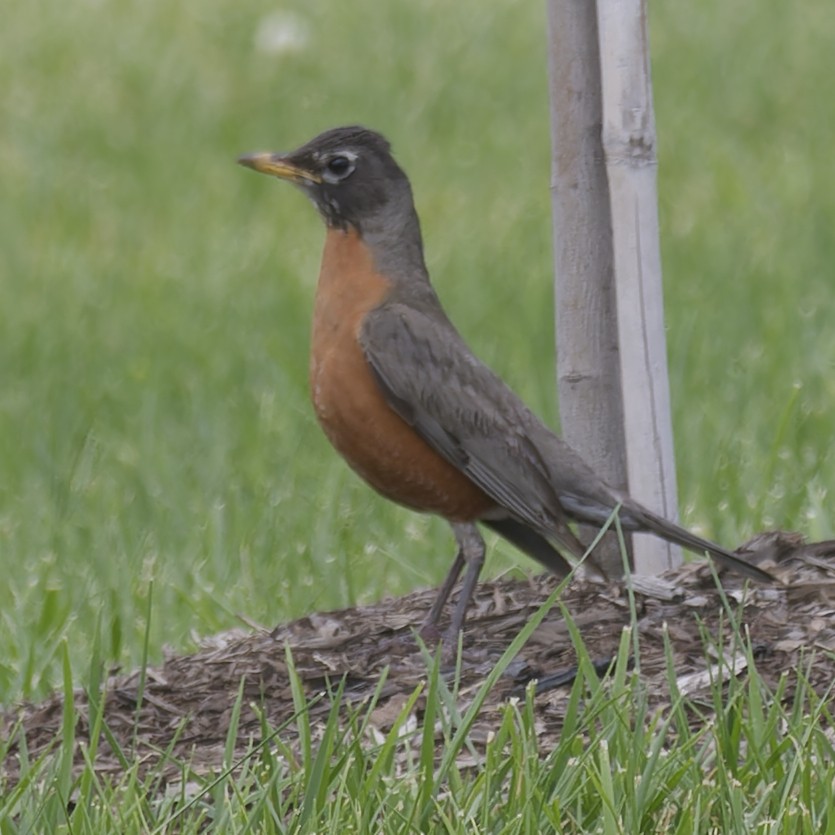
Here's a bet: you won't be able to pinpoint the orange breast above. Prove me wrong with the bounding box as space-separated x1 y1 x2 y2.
309 228 495 521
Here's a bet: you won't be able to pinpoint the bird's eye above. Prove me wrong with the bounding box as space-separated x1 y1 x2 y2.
324 155 354 179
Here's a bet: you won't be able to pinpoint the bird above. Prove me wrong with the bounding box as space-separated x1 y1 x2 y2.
238 125 773 642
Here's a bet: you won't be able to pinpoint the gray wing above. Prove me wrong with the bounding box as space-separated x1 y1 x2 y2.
359 302 586 555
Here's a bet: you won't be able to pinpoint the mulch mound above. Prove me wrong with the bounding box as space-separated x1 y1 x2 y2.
2 531 835 788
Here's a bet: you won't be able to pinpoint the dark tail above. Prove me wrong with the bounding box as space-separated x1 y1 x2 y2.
622 501 774 583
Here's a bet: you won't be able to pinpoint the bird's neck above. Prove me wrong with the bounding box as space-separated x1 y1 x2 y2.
360 202 429 287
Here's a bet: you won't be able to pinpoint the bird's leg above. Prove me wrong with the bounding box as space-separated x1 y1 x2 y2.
443 522 486 642
419 523 486 644
421 548 465 640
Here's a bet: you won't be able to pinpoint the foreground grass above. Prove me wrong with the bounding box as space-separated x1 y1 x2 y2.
2 599 834 833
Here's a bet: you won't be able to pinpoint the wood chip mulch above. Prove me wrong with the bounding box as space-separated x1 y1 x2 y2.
2 530 834 789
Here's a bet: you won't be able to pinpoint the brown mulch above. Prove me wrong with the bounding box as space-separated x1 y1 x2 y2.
2 531 835 788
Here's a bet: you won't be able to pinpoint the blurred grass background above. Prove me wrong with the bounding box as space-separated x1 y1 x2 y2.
1 0 833 702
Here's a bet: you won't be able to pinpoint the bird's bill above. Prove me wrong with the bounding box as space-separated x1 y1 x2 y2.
237 153 322 184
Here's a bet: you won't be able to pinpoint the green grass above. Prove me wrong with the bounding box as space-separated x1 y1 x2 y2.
1 0 834 826
3 596 834 833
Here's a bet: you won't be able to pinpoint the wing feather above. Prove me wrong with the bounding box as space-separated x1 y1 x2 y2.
360 303 582 556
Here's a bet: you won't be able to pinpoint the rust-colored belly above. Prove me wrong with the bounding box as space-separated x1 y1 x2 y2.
309 228 494 521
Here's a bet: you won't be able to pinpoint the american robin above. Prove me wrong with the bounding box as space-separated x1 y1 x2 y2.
238 125 772 640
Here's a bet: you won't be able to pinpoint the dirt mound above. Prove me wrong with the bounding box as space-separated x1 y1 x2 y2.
3 531 835 787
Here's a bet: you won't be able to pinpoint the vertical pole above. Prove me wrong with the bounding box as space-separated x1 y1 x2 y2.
597 0 679 572
546 0 628 575
546 0 680 573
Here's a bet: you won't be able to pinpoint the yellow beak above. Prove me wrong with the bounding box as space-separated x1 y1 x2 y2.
237 153 322 184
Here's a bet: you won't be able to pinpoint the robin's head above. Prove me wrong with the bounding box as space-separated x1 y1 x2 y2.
238 126 411 233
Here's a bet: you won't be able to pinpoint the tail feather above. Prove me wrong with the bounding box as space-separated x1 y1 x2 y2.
622 500 774 583
485 500 774 584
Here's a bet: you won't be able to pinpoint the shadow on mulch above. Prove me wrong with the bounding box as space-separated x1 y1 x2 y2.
2 531 834 787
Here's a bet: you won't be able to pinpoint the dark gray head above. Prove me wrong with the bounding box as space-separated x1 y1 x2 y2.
238 126 413 234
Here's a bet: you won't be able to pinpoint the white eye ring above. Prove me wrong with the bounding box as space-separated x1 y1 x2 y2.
321 152 357 183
